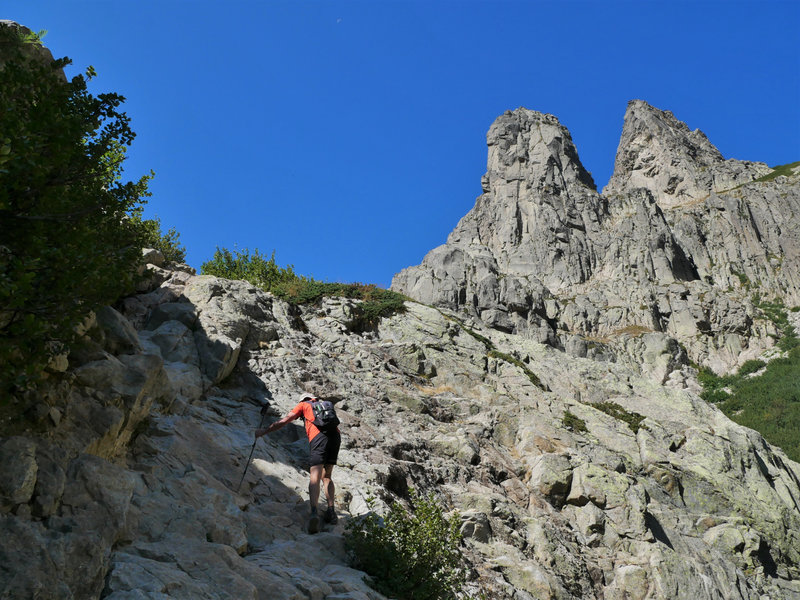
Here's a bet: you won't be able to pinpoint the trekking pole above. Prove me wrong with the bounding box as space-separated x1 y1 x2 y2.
236 402 270 493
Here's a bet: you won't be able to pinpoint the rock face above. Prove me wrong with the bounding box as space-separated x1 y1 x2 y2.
393 101 800 375
1 256 799 599
1 100 799 599
604 100 771 209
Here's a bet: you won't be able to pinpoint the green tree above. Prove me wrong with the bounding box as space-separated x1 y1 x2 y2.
344 490 464 600
133 214 187 263
0 23 152 396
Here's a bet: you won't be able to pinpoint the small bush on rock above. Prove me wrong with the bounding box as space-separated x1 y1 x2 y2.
345 490 464 600
200 246 406 331
133 214 186 263
562 409 588 433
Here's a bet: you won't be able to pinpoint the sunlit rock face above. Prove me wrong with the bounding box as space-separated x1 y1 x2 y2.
2 259 799 599
393 101 800 375
603 100 771 209
1 79 800 600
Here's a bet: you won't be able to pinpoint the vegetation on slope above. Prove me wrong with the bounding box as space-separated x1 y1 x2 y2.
753 161 800 183
200 246 406 332
133 214 187 263
344 490 465 600
0 24 180 398
699 297 800 462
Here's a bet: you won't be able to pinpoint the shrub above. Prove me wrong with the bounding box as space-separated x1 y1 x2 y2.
0 24 152 397
697 302 800 462
562 409 588 433
738 359 766 377
200 246 407 331
592 401 647 433
345 490 464 600
133 214 186 263
201 247 300 290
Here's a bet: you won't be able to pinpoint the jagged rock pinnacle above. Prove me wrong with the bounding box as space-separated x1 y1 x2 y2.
393 100 800 373
603 99 770 208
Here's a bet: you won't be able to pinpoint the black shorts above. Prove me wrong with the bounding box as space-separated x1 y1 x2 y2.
309 431 341 467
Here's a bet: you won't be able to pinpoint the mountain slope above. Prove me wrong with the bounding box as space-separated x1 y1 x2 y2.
2 257 799 598
2 100 800 599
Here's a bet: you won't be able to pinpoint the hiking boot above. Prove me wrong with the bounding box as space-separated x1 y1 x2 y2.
308 508 320 534
324 506 338 524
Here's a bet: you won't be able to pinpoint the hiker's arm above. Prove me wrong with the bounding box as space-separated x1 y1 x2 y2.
255 412 298 438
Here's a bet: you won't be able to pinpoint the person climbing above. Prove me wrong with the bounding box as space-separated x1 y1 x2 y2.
255 393 341 534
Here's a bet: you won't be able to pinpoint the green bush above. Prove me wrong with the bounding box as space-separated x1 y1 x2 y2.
698 299 800 461
737 359 766 377
562 409 588 433
345 490 464 600
0 24 152 397
200 246 407 331
133 214 186 263
592 401 648 433
201 247 301 290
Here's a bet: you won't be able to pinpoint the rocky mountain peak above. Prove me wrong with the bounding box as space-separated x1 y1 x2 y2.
603 99 770 208
4 26 800 599
483 108 597 196
393 100 800 374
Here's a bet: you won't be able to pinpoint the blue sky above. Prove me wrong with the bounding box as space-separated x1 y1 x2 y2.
7 1 800 287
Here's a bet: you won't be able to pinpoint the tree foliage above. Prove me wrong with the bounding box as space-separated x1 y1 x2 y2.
201 247 300 290
0 24 152 396
132 214 187 263
344 490 465 600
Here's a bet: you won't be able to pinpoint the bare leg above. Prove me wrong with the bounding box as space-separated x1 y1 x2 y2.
309 465 324 511
322 464 336 508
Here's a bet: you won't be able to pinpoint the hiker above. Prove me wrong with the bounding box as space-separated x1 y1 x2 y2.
255 393 341 533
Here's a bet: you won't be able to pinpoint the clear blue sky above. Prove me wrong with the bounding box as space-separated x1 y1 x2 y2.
8 1 800 287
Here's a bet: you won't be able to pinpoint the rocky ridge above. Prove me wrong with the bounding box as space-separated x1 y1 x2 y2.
1 244 799 599
392 101 800 376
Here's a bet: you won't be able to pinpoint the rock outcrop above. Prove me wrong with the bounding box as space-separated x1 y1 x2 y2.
603 100 771 209
392 101 800 375
1 255 799 599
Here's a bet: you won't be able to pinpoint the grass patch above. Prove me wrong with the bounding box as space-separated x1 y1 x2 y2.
461 326 494 350
612 325 654 338
592 401 648 434
488 350 546 390
699 297 800 462
413 384 456 396
562 409 588 433
753 161 800 183
440 313 494 350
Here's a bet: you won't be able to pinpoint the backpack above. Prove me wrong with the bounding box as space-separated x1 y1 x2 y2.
305 398 340 433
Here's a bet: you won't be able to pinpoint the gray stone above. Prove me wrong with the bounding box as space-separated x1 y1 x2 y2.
141 248 165 267
93 305 143 355
0 437 37 510
144 301 198 331
527 453 573 507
